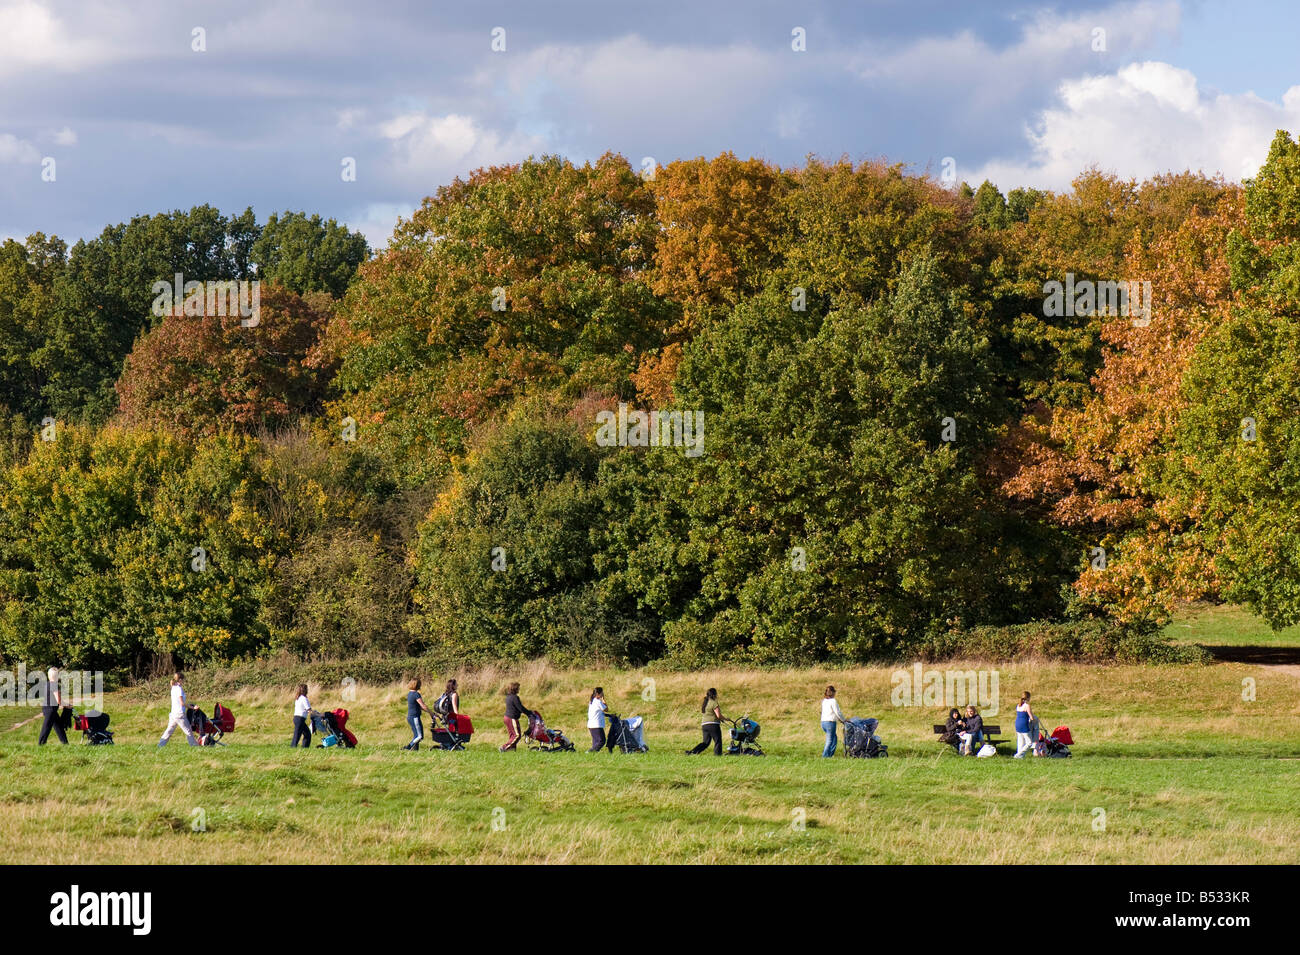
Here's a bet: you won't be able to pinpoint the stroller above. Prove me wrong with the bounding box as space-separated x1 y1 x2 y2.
524 711 575 752
312 708 357 748
431 712 474 750
188 703 234 746
74 710 114 745
1036 721 1072 758
842 717 888 758
725 717 764 756
606 713 648 753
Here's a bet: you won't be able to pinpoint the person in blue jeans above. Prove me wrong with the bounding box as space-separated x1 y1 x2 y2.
819 685 846 757
404 678 433 751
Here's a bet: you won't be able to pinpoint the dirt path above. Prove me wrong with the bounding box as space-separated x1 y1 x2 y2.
1205 645 1300 680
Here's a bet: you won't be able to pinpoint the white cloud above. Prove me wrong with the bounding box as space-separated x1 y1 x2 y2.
378 111 543 186
51 126 76 145
973 62 1300 190
0 133 40 163
0 0 116 76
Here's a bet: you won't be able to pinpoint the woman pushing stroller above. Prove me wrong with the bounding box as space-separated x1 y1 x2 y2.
686 688 725 755
500 682 535 751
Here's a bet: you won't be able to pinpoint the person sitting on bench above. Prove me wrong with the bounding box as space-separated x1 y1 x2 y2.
957 705 984 755
939 708 964 748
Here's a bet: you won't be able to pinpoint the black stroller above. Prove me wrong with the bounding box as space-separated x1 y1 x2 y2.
74 711 114 745
842 717 887 758
605 713 648 753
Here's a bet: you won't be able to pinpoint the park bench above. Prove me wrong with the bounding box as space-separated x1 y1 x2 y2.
933 723 1007 752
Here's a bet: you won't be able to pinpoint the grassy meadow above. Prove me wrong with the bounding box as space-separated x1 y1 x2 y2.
2 607 1299 864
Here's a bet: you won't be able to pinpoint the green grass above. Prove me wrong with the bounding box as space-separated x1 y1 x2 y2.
3 642 1299 863
1163 602 1300 648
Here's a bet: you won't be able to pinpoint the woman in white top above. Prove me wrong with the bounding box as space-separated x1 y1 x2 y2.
291 684 312 747
157 673 199 747
586 687 608 752
820 685 847 757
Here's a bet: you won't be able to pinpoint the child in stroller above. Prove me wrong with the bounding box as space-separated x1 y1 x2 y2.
312 708 357 748
187 703 234 746
524 711 576 752
74 710 114 745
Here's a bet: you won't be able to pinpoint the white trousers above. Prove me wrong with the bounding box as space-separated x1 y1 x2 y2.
160 714 199 746
1015 731 1035 756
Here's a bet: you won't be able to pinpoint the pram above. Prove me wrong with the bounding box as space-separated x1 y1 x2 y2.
524 711 575 752
431 712 473 750
606 713 648 753
1036 721 1071 758
842 717 887 758
312 708 357 748
74 710 114 745
188 703 234 746
725 717 763 756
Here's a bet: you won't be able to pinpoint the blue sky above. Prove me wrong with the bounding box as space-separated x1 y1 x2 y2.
1 0 1296 248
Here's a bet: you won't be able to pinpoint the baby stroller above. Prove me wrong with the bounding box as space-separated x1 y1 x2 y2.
843 717 887 758
525 711 575 752
1036 722 1072 758
312 708 357 748
431 712 474 750
188 703 234 746
725 717 764 756
606 713 648 753
74 710 114 745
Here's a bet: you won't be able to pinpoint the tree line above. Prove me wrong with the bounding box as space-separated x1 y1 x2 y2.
2 132 1298 672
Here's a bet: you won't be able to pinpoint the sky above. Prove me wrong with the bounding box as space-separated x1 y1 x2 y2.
1 0 1297 249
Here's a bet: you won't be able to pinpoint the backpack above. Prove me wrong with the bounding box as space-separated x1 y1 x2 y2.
434 692 452 716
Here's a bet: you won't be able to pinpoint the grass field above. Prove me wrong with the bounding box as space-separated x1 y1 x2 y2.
3 606 1299 864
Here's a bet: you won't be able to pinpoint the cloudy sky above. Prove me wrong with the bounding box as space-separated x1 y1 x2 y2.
2 0 1297 248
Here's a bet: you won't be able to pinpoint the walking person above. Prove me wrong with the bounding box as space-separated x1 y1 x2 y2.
434 679 460 717
820 685 846 757
686 688 725 755
405 679 433 750
500 682 534 751
1014 691 1036 758
157 673 199 747
291 684 312 748
587 687 608 752
37 666 69 745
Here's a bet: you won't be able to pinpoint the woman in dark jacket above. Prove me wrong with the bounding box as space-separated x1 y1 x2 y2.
500 682 534 752
37 666 69 745
940 708 964 748
960 705 984 755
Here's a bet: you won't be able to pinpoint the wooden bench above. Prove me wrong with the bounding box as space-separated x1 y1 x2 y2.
933 723 1008 752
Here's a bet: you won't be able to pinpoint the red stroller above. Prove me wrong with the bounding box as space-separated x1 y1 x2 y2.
313 708 357 748
431 712 473 750
188 703 235 746
524 711 575 752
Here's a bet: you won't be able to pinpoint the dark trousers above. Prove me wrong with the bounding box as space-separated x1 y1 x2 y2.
690 722 722 755
291 716 311 747
38 705 68 745
588 727 606 751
